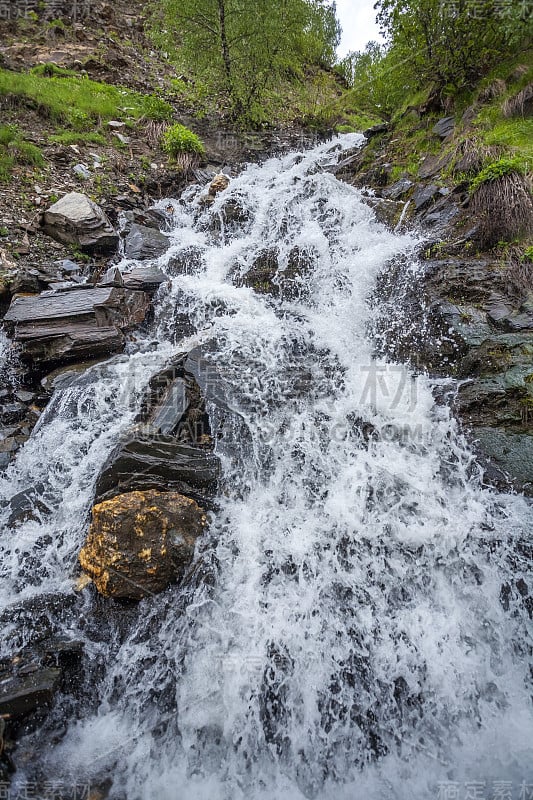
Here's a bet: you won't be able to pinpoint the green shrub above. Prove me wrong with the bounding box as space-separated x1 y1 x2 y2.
161 124 206 158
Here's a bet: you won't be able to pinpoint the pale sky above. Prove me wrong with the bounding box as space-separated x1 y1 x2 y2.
335 0 384 57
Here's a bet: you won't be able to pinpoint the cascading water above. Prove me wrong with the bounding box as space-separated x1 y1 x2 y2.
0 134 531 799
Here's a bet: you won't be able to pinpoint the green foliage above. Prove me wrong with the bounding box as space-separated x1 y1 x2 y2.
30 63 78 78
0 68 173 131
153 0 341 122
161 124 206 158
161 124 206 172
470 156 527 193
374 0 531 96
524 246 533 262
0 125 44 183
338 42 418 122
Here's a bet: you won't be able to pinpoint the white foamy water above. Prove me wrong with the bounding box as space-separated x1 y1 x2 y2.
1 135 532 798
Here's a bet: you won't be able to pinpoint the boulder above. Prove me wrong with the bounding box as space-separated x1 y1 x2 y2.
412 184 441 211
363 197 411 231
94 437 220 504
3 286 150 365
0 667 61 719
237 246 313 299
93 352 221 504
382 178 413 201
363 123 389 139
42 192 118 254
122 208 169 231
79 490 207 599
472 427 533 496
432 116 455 139
124 223 170 260
122 264 169 293
209 173 230 196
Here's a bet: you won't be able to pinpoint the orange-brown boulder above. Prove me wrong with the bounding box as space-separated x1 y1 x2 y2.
79 490 207 600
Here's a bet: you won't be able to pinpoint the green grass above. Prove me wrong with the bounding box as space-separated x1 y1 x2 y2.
0 67 173 131
0 124 44 183
483 118 533 165
470 156 527 193
48 131 107 145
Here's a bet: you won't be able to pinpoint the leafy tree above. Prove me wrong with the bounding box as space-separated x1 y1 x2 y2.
373 0 532 95
153 0 340 121
337 41 415 120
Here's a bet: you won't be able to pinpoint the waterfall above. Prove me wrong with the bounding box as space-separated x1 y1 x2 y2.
1 134 531 799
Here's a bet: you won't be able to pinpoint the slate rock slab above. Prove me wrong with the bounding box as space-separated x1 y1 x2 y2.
3 286 149 365
124 223 170 260
42 192 118 254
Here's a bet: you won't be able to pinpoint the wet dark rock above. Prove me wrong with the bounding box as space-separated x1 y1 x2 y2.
363 123 389 138
423 259 508 305
3 286 149 365
93 352 220 504
122 208 169 231
79 489 207 599
432 116 455 139
418 151 454 179
122 264 169 294
7 483 51 526
382 178 413 201
412 184 440 211
456 376 530 428
363 197 410 231
94 437 220 505
220 199 251 227
14 390 34 403
473 427 533 495
42 192 118 254
237 246 312 299
0 402 26 424
0 667 61 719
124 223 170 260
40 357 113 392
98 266 124 288
418 195 460 232
457 333 533 379
167 246 205 275
484 294 533 332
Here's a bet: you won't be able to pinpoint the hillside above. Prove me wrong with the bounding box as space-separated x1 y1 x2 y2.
0 0 343 274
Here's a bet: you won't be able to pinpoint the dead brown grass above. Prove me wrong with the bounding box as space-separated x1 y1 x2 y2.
504 244 533 301
470 171 533 247
503 84 533 118
145 120 168 148
452 139 503 177
479 79 507 103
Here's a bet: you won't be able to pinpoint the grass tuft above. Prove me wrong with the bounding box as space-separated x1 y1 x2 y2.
471 169 533 247
0 124 44 183
503 84 533 118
